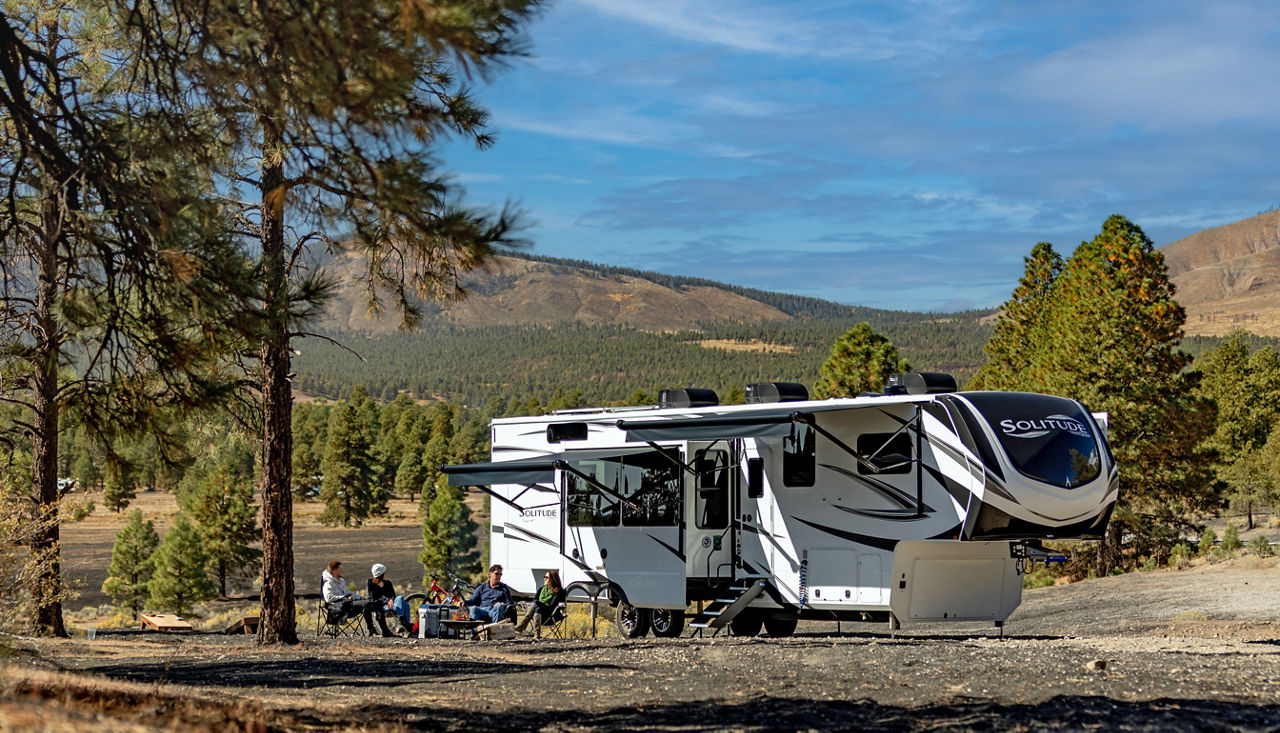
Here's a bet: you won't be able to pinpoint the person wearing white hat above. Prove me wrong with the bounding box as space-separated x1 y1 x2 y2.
366 563 402 637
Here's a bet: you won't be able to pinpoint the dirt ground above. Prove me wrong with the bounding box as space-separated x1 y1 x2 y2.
4 559 1279 731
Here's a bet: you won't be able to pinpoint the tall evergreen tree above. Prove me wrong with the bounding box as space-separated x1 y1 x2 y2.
319 401 382 526
420 479 480 582
0 4 254 636
812 323 909 398
970 242 1063 390
147 515 217 615
975 215 1215 573
121 0 540 643
182 465 261 597
101 509 160 615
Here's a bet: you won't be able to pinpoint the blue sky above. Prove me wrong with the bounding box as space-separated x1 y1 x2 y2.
442 0 1280 312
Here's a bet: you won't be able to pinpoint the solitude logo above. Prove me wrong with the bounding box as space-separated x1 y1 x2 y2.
999 414 1090 439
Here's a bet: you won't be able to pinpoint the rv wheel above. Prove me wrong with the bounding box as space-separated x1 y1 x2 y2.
763 616 797 637
650 609 686 638
729 609 763 637
616 602 651 639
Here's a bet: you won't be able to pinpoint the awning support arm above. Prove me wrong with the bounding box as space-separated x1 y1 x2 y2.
645 441 712 477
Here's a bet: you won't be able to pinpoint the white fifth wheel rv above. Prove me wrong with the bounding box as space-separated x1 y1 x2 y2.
443 374 1116 638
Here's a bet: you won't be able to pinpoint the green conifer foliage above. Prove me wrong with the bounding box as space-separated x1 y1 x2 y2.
101 509 160 615
420 479 480 583
813 323 910 398
974 215 1216 573
183 466 261 598
147 515 216 615
318 401 383 526
970 242 1063 390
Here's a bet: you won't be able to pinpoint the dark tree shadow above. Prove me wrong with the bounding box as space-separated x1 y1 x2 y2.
352 695 1280 732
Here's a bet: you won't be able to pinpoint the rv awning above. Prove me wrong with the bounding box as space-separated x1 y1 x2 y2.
443 446 656 486
615 402 892 443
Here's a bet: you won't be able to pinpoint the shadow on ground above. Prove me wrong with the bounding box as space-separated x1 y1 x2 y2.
90 657 623 690
361 695 1280 731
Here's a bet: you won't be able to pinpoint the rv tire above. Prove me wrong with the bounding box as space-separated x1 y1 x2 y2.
616 602 650 639
729 609 763 637
763 616 797 637
650 609 685 638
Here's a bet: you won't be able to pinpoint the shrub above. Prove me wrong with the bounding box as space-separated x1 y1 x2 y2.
1139 555 1159 572
1222 522 1243 553
1022 566 1056 589
1198 526 1217 556
1248 535 1274 558
1170 542 1193 569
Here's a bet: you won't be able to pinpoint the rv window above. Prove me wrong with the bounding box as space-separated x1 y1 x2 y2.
620 450 682 527
565 459 620 527
856 433 913 475
695 449 729 530
783 423 815 487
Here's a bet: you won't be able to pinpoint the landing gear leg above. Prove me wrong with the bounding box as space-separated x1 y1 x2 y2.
889 612 900 639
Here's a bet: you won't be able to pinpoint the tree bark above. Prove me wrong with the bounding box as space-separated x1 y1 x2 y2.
1094 521 1120 577
256 117 298 645
32 208 66 637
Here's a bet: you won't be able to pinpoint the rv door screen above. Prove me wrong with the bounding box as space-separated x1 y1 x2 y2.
566 448 682 527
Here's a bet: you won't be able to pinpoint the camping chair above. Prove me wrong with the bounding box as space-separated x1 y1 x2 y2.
316 598 365 638
533 601 569 639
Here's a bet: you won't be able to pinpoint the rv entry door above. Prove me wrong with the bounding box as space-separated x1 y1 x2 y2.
686 442 736 580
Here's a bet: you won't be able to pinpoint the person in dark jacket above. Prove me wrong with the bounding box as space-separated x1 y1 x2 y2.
514 569 567 634
466 564 514 623
366 563 402 636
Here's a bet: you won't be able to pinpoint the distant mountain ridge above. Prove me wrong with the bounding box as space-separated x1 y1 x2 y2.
1160 209 1280 337
317 250 979 334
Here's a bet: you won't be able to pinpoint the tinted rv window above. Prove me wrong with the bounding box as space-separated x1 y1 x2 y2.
620 450 682 527
783 423 815 486
961 393 1102 489
856 433 912 475
695 449 730 529
565 459 620 527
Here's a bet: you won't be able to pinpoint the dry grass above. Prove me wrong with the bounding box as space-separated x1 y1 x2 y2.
695 338 795 354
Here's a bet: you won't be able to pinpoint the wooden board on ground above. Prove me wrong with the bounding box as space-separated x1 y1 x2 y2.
478 620 515 640
139 613 193 632
224 616 259 635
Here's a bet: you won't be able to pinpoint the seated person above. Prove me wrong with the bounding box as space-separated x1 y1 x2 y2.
366 562 408 635
465 564 514 624
322 560 389 637
515 569 567 634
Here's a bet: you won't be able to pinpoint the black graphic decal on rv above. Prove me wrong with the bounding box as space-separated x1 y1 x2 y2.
821 463 935 515
646 534 686 562
792 516 898 552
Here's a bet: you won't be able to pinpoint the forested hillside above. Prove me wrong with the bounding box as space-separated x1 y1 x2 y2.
296 250 998 399
292 316 995 405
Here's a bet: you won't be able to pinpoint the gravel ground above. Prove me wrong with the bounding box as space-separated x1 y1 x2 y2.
5 560 1279 731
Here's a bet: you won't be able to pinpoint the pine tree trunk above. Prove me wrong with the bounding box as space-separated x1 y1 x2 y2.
1094 521 1120 577
31 144 66 637
256 119 298 645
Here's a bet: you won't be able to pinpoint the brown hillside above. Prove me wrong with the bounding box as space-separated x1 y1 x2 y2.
1160 210 1280 336
318 253 792 333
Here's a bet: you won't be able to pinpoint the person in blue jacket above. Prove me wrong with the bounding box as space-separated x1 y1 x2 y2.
466 564 514 624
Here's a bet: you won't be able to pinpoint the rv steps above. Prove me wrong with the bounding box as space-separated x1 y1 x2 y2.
688 580 766 637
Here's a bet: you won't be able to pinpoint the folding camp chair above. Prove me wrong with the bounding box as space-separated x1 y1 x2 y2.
316 599 365 638
533 601 568 639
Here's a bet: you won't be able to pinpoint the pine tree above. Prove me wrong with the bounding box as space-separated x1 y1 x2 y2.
970 242 1063 390
183 466 261 598
101 510 161 615
319 401 383 526
122 0 539 644
812 323 910 398
420 479 480 582
101 460 136 513
147 515 216 615
974 215 1215 573
1 5 254 636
